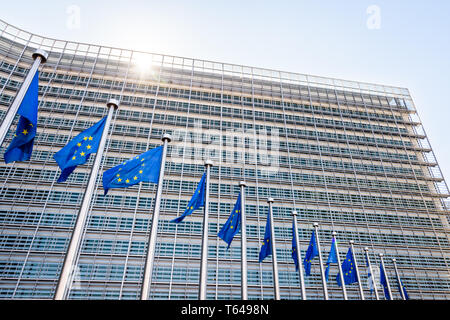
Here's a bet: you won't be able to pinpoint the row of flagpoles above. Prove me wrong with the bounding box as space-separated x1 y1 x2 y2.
0 50 410 300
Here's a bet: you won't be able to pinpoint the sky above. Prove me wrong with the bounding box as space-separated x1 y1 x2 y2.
2 0 450 184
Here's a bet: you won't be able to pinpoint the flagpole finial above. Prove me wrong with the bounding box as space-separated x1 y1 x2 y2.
313 222 319 228
32 49 48 64
162 133 172 143
239 181 247 187
204 159 213 167
267 197 274 203
364 247 369 251
349 240 355 245
392 258 396 262
107 98 119 109
331 231 337 236
292 210 298 216
379 253 384 257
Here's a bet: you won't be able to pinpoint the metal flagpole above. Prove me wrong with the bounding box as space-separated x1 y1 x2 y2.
199 159 213 300
332 232 347 300
292 211 306 300
267 197 280 300
379 253 393 300
140 133 172 300
350 240 365 300
54 98 118 300
313 223 328 300
364 247 379 300
0 49 48 147
392 258 406 300
239 181 248 300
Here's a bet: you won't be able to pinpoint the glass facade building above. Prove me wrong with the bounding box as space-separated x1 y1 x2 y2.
0 19 449 300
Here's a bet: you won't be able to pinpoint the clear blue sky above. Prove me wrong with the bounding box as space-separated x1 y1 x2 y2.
2 1 450 185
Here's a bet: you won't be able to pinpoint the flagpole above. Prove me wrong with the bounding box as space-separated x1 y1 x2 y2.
364 247 379 300
239 181 248 300
267 197 280 300
54 98 118 300
292 211 306 300
379 253 393 300
332 232 347 300
350 240 365 300
392 258 406 300
140 133 172 300
0 49 48 147
313 223 328 300
199 159 213 300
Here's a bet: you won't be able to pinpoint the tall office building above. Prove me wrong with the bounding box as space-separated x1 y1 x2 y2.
0 19 449 300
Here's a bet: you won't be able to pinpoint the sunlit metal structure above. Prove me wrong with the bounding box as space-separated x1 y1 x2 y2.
0 19 449 299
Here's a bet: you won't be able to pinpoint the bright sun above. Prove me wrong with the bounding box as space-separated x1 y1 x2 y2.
132 52 155 75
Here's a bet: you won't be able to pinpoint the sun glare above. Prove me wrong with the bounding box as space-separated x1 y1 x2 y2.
132 52 155 76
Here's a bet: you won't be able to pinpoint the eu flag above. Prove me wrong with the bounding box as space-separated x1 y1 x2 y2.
258 207 272 262
398 279 409 300
218 192 242 249
102 145 163 195
337 247 358 286
303 230 319 276
380 262 391 300
53 117 107 182
171 172 206 223
291 221 299 271
325 237 338 281
4 71 39 163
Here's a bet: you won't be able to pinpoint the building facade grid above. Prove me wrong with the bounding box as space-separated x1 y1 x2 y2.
0 19 449 300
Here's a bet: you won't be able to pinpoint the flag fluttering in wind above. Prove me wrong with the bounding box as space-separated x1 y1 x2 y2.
380 262 391 300
4 71 39 163
54 117 107 182
171 172 206 223
102 145 163 195
325 237 338 281
258 207 272 262
398 279 409 300
337 247 358 286
218 192 242 248
303 230 319 276
291 220 299 271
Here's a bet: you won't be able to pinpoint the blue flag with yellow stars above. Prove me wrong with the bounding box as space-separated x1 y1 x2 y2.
398 279 409 300
291 220 299 271
337 247 358 286
53 117 107 182
218 192 242 249
171 172 206 223
259 207 272 262
380 262 391 300
303 230 319 276
102 145 163 195
325 237 338 282
4 71 39 163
